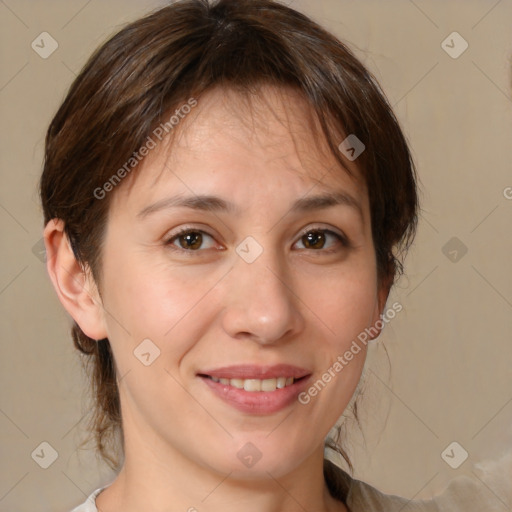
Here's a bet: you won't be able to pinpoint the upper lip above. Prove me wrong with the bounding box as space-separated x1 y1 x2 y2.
198 364 311 380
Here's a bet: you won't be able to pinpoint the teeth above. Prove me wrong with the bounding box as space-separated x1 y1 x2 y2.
261 378 277 391
209 376 296 392
230 378 244 389
244 379 261 392
276 377 287 389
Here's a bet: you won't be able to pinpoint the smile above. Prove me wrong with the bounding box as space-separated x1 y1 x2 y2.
206 375 297 392
197 364 312 414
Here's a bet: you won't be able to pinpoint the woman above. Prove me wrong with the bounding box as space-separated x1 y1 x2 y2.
40 0 491 510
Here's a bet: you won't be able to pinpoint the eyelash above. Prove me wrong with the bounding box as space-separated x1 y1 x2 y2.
297 226 349 247
164 226 349 254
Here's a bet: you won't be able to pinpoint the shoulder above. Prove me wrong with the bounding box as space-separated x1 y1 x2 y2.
345 474 440 511
324 459 439 512
69 488 104 512
325 458 506 512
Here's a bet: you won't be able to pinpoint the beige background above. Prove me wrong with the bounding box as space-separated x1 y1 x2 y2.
1 0 511 511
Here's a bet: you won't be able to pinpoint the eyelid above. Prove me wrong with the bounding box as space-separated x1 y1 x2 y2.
165 223 216 239
164 224 350 253
295 225 350 247
164 225 222 251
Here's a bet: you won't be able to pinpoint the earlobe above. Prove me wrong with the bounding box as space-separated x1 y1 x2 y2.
43 219 108 340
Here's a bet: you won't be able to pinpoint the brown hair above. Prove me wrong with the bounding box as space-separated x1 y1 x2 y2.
40 0 418 476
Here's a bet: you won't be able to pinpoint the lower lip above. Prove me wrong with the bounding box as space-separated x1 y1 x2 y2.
200 376 311 414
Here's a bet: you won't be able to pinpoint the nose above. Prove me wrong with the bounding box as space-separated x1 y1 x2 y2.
220 249 305 345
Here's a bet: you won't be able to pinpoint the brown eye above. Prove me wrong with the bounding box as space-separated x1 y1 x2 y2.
302 231 326 249
295 229 347 251
178 231 203 250
166 229 217 252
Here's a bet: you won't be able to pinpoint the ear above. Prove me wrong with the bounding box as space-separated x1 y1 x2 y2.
44 219 108 340
369 274 393 340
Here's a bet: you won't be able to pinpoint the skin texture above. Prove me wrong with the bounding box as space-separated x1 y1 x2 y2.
45 86 389 512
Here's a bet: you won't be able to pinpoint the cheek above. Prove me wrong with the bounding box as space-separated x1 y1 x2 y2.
99 255 223 368
297 259 377 405
303 262 378 344
297 275 373 427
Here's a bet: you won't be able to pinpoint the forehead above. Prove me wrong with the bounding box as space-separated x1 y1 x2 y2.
113 85 367 212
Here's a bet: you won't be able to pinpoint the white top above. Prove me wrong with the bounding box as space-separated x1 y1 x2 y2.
70 477 504 512
70 487 104 512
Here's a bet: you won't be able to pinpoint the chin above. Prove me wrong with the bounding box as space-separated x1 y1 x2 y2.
203 439 309 481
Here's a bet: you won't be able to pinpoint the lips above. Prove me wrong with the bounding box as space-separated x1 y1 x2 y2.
197 364 312 414
198 363 311 380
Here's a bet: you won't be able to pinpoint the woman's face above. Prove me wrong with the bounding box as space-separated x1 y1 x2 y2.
96 87 386 479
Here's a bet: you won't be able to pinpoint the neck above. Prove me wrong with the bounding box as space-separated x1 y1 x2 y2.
96 424 347 512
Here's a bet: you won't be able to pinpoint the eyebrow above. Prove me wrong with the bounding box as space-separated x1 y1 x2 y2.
136 191 363 219
290 192 362 217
